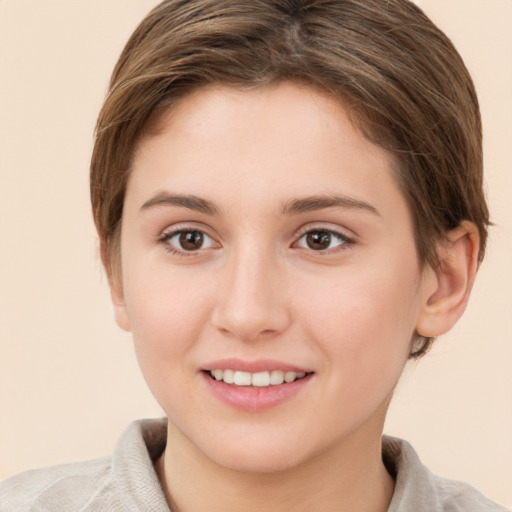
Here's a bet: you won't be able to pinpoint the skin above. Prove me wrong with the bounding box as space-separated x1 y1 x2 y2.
110 82 479 512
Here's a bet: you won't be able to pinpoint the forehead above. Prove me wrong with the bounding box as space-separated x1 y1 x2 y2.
128 82 408 223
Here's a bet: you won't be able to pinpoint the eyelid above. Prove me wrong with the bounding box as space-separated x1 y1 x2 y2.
158 221 217 240
294 223 356 242
158 224 221 255
292 224 356 253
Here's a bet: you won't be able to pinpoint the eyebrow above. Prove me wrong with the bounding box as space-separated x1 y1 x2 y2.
140 192 380 218
140 193 219 215
281 195 381 216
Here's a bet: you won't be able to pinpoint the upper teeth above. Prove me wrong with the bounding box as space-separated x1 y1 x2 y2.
210 369 307 387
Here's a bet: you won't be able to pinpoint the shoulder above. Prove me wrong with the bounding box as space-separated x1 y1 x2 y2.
431 476 510 512
0 456 116 512
383 436 510 512
0 418 169 512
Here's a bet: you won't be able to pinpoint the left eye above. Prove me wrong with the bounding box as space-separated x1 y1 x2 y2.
163 230 216 252
296 230 348 251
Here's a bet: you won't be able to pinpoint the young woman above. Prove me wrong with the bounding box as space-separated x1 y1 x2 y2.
1 1 509 510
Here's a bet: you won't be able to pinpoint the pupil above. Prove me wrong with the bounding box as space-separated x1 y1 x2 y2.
306 231 331 250
180 231 203 250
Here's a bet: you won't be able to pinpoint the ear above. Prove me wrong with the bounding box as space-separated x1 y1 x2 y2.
100 241 132 333
416 221 480 338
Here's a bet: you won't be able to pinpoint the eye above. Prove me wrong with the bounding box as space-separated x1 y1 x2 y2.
296 229 351 252
161 229 217 253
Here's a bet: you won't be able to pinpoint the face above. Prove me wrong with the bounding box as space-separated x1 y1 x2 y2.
114 82 432 473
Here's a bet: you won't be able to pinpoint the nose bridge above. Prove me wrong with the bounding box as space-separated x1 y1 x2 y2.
212 241 290 340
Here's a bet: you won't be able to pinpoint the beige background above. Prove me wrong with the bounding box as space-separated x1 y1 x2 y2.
1 0 511 506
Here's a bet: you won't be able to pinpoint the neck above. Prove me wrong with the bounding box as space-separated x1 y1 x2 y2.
156 423 394 512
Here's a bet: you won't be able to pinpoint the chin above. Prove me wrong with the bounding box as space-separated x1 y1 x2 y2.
213 446 307 474
193 428 319 475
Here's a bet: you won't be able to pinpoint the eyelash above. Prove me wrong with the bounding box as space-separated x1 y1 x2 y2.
158 226 355 257
158 227 217 256
294 227 355 254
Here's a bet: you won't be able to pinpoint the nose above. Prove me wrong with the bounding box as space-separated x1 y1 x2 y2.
211 247 291 341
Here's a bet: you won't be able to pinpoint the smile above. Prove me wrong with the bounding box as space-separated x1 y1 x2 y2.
209 369 309 387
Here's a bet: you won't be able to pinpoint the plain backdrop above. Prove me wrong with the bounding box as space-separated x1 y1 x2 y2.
1 0 511 507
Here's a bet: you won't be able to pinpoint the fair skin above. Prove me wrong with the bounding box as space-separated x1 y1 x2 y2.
109 82 479 512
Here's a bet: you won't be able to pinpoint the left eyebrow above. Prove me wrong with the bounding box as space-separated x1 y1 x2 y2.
140 192 219 215
281 195 381 217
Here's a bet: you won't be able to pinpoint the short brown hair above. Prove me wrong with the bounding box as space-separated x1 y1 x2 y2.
90 0 490 356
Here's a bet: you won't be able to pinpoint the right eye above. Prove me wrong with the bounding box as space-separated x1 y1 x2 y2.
160 229 217 254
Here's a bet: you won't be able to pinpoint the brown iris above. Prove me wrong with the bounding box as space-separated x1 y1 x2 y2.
305 231 333 250
179 231 204 251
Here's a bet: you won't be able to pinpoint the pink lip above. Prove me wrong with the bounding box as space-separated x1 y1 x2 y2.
200 362 313 413
203 358 311 373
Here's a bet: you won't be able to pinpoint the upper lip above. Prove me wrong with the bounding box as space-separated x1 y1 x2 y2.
202 358 312 373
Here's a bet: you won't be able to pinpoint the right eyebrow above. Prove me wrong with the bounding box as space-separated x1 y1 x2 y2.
140 192 219 215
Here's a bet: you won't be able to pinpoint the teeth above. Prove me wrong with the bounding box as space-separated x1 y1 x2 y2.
284 371 296 383
223 369 234 384
251 371 270 387
233 371 252 386
209 369 308 387
270 370 285 385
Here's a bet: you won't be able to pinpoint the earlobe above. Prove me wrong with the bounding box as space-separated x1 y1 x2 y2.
110 283 132 333
100 241 132 333
416 221 480 338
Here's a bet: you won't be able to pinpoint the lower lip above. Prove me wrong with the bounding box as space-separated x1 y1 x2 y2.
202 372 313 412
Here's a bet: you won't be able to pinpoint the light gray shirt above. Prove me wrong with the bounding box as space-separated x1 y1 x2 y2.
0 418 508 511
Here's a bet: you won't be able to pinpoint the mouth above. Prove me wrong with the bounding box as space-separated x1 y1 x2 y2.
201 359 314 411
205 369 313 388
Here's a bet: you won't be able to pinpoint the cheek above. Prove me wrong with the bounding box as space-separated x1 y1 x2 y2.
121 268 217 415
296 262 421 368
122 266 212 366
